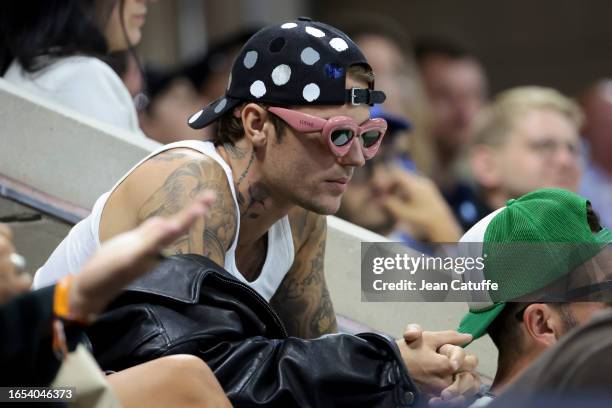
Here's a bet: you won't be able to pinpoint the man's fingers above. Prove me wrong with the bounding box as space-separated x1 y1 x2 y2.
429 395 466 407
436 343 477 374
17 273 32 291
440 371 481 401
438 344 466 371
403 323 423 343
8 273 31 297
424 375 454 396
0 257 14 279
0 224 13 240
71 192 216 316
167 191 216 234
430 330 473 348
138 191 216 251
459 354 479 373
0 234 15 257
384 196 416 221
389 167 414 191
384 196 404 214
0 225 22 301
0 271 31 304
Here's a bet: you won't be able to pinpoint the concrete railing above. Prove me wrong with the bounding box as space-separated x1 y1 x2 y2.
0 79 497 378
0 79 159 209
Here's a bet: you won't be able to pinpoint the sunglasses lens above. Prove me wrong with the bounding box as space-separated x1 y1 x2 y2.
330 129 354 147
361 130 382 148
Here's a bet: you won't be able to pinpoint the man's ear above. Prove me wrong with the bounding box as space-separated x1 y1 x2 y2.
470 145 501 189
522 304 561 348
241 103 273 148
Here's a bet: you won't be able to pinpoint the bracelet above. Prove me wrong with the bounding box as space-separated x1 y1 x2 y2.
52 275 94 360
53 275 92 325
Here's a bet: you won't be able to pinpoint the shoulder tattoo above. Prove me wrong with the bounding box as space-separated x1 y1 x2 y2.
137 155 237 263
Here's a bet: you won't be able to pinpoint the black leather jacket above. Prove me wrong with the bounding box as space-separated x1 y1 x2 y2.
87 254 419 407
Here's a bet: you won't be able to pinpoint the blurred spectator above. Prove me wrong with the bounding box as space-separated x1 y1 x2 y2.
579 80 612 229
338 107 462 243
138 66 201 143
470 87 583 214
339 17 464 243
414 36 488 171
182 28 259 107
0 0 155 140
342 15 411 80
342 14 435 175
106 50 200 143
414 36 489 228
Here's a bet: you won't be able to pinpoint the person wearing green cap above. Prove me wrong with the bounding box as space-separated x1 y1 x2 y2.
455 188 612 407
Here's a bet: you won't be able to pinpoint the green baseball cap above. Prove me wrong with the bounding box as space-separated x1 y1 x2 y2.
457 188 612 341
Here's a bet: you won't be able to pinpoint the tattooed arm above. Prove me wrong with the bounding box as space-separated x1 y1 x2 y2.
101 149 237 268
269 210 338 338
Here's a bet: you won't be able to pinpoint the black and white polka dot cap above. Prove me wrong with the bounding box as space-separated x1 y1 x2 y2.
188 17 386 129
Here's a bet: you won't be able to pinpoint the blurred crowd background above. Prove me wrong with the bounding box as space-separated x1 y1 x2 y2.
1 2 612 402
139 0 612 97
4 0 612 240
127 0 612 239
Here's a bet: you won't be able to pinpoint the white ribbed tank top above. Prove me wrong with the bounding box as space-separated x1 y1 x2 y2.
33 140 294 301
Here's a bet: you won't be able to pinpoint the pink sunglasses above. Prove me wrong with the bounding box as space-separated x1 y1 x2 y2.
267 107 387 160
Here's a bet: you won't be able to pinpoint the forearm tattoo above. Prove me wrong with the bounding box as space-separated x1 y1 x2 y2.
270 213 338 338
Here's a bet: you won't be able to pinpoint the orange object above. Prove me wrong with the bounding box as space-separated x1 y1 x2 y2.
53 275 90 325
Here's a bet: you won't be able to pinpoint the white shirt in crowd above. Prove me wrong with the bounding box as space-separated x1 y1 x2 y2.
4 55 149 139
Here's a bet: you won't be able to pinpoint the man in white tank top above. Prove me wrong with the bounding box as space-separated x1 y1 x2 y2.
37 17 390 339
36 18 481 401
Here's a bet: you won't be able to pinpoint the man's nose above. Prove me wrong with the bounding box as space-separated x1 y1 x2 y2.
338 139 366 168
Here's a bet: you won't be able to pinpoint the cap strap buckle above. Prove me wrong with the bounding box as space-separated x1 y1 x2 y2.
347 88 386 106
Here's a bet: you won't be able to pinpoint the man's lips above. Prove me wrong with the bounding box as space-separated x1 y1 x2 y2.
324 177 350 193
328 177 350 184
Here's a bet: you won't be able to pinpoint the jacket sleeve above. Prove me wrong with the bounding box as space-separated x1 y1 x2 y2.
0 286 61 385
87 253 420 408
0 286 86 386
208 332 418 407
92 302 417 407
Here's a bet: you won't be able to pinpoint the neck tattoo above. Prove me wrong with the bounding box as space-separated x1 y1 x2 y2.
241 182 270 219
236 150 255 187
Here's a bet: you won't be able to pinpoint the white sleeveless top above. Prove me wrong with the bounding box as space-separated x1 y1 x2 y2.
33 140 295 302
4 57 147 138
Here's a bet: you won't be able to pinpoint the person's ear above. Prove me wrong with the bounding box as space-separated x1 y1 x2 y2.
470 145 501 189
241 103 273 148
522 304 560 348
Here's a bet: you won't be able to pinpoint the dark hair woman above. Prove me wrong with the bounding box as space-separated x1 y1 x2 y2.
0 0 154 137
